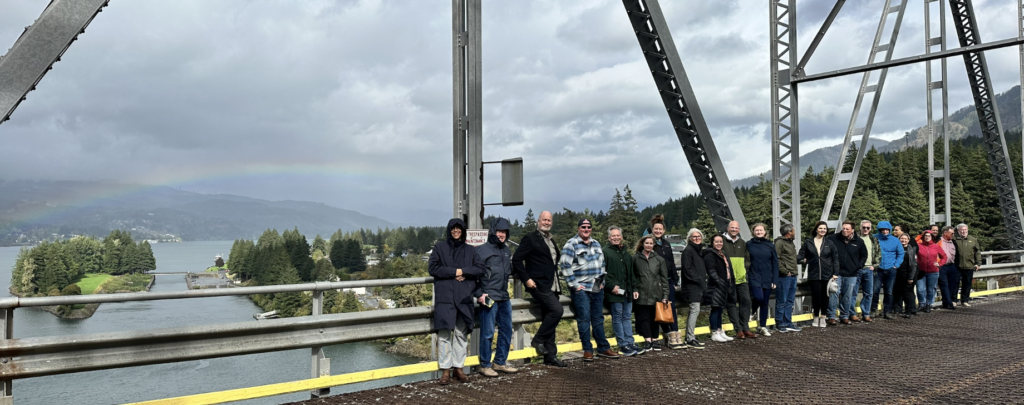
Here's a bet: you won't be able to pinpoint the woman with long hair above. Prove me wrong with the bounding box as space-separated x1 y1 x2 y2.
797 221 839 327
703 234 738 342
746 223 779 336
632 234 669 354
648 214 683 349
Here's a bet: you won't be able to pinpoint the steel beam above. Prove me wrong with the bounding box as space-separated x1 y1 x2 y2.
0 0 109 125
925 0 951 226
948 0 1024 250
793 36 1024 84
820 0 907 229
795 0 845 77
770 0 800 240
1019 0 1023 188
452 0 483 228
622 0 750 238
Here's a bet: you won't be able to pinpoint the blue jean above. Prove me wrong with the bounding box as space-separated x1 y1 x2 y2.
609 301 635 348
838 276 858 320
871 268 896 314
856 268 874 316
916 272 939 307
477 299 512 368
774 276 796 328
938 264 960 307
571 290 610 354
710 307 724 330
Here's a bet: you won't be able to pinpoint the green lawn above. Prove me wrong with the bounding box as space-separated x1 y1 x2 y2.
76 273 112 295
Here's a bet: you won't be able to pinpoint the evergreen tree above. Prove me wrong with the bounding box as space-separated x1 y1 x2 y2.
283 228 315 282
522 209 537 235
847 189 889 226
329 239 346 270
346 239 366 272
312 258 336 281
689 205 717 242
310 234 328 258
884 160 928 233
341 291 360 313
138 241 157 273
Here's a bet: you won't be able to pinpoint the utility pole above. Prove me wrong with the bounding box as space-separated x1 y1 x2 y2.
453 0 483 229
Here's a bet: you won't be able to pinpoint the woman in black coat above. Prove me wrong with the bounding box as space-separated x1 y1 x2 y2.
894 233 919 318
797 221 839 328
680 228 708 348
428 218 484 385
703 234 737 343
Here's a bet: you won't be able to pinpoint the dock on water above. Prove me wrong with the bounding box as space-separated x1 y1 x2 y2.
184 271 236 289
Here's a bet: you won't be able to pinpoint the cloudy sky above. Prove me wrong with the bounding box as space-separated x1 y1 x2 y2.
1 0 1022 224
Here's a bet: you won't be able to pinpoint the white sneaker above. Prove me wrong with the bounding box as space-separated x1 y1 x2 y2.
711 331 727 343
759 327 772 337
818 316 828 328
722 331 735 341
962 302 971 308
811 317 820 328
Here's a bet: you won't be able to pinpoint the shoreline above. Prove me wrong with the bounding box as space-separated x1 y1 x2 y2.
9 274 156 319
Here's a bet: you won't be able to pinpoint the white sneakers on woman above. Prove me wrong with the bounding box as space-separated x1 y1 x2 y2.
759 327 772 337
812 317 821 328
711 330 735 342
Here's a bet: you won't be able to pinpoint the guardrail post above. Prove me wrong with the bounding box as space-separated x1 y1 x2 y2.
0 308 12 405
986 255 993 265
309 288 329 399
987 279 999 290
430 282 438 379
512 278 527 366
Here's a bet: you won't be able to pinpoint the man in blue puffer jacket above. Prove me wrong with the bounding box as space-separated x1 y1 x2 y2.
474 217 519 377
871 221 904 319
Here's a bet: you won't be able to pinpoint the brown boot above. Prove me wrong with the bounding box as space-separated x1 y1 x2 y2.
439 369 451 385
453 367 470 383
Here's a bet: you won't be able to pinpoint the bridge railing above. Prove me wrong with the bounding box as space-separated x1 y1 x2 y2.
0 252 1022 404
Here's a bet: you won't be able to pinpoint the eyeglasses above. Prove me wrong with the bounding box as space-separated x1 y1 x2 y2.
861 226 871 229
691 236 702 240
579 226 591 229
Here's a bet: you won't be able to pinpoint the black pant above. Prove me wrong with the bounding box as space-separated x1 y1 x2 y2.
634 304 656 339
735 282 752 332
527 287 563 360
894 268 917 314
959 267 975 304
808 280 828 317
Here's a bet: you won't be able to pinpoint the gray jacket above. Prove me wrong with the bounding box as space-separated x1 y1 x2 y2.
474 218 512 301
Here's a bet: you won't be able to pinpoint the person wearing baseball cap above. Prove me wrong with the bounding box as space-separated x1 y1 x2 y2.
558 218 618 361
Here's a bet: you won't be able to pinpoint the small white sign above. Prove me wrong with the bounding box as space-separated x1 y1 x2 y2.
466 229 489 246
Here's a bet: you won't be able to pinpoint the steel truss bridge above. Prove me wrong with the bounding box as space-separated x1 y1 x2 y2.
3 0 1024 403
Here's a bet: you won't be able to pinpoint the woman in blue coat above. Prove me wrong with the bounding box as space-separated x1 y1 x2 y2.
746 223 779 337
428 218 484 385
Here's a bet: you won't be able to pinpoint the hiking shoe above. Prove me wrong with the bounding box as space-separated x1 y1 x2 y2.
492 363 518 374
479 367 498 378
543 358 567 367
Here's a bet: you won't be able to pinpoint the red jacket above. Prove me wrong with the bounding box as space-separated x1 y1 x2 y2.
916 240 947 274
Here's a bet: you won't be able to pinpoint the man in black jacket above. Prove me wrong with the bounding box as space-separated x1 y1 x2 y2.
511 211 565 367
830 221 868 325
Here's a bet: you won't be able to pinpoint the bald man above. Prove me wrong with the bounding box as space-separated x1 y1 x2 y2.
512 211 566 367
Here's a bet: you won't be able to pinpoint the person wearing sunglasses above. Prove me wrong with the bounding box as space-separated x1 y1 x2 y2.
855 220 881 322
558 218 617 361
680 228 708 349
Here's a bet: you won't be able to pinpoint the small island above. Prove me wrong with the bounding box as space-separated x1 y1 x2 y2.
9 230 157 319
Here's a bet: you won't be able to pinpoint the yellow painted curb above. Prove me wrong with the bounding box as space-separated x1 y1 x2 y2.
129 287 1022 405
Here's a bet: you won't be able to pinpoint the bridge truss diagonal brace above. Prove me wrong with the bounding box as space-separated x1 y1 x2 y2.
949 0 1024 250
820 0 908 229
621 0 750 240
0 0 109 125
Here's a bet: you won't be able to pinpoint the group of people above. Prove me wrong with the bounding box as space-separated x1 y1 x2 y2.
427 211 981 385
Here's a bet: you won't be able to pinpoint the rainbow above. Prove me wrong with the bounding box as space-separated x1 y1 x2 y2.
4 161 446 227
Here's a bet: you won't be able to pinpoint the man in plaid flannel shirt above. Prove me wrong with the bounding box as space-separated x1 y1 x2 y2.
559 218 618 361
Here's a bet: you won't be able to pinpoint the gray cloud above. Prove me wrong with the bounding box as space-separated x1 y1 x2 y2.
0 0 1021 224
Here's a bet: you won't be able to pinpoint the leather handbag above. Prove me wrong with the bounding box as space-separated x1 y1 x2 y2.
654 301 673 323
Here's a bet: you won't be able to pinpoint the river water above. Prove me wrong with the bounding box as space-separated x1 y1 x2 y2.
0 241 425 405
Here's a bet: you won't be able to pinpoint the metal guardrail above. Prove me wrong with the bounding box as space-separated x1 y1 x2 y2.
0 251 1022 404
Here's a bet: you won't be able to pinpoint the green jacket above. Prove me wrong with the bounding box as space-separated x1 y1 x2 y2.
721 233 750 284
632 250 669 306
603 243 635 303
774 236 798 277
953 235 982 269
860 234 881 269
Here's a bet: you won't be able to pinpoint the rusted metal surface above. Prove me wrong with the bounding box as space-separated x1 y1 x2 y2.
290 293 1024 404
